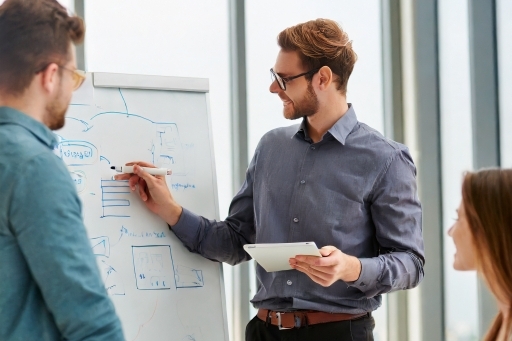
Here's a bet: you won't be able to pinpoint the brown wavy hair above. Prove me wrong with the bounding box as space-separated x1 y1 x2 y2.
277 18 357 95
0 0 85 95
462 168 512 340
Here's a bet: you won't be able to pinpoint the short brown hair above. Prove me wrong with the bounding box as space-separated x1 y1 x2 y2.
277 18 357 94
461 169 512 340
0 0 85 95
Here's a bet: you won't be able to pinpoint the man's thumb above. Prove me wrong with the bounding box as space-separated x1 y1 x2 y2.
319 246 337 257
133 165 156 186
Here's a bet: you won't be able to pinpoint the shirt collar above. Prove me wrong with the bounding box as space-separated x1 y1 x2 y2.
293 103 358 145
0 106 58 148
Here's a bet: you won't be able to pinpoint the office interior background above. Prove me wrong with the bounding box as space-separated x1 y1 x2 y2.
5 0 510 340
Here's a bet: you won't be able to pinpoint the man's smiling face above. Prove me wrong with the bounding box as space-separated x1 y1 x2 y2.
269 50 319 120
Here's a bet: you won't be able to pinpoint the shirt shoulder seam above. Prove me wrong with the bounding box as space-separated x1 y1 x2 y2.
368 149 402 199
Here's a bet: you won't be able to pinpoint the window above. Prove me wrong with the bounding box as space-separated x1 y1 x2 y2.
438 1 479 339
497 0 512 167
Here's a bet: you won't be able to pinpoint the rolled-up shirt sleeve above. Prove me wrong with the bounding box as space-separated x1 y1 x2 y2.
349 149 425 298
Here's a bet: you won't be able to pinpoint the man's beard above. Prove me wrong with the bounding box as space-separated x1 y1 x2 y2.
284 82 319 120
44 86 69 131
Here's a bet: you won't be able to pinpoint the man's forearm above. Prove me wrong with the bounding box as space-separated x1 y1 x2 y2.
161 202 183 226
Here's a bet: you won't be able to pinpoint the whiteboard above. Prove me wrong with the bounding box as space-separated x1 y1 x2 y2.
57 73 228 341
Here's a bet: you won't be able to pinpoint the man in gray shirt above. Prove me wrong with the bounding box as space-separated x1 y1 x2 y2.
118 18 424 341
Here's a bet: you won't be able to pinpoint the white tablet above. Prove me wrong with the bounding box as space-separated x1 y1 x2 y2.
243 242 322 272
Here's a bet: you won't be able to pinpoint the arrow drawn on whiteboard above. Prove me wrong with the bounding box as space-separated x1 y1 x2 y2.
66 117 94 132
100 156 111 164
131 299 158 341
110 226 127 247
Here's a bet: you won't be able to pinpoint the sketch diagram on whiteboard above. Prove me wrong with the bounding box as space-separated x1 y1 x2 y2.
90 236 110 257
58 87 197 202
175 265 204 288
155 123 186 175
88 88 192 176
132 245 174 290
89 237 125 296
100 259 126 296
101 180 131 218
132 245 205 290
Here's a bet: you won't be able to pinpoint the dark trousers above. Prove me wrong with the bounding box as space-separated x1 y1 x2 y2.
245 314 375 341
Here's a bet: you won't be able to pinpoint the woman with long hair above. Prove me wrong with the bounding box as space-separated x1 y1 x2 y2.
449 168 512 341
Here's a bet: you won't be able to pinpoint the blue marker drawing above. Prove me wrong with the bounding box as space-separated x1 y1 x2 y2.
110 226 126 247
100 259 125 296
118 88 129 115
175 265 204 288
156 123 187 175
132 245 174 290
118 226 166 239
100 156 111 164
90 89 177 126
171 183 196 191
88 88 193 175
91 111 160 124
148 143 156 164
66 116 93 132
132 245 204 290
101 180 131 218
159 155 175 164
90 236 110 257
57 140 98 166
70 170 87 193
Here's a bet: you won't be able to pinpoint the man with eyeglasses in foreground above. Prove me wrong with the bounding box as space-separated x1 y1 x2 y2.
0 1 124 340
117 19 424 340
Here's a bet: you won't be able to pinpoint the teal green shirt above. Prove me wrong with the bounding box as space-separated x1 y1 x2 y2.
0 107 124 340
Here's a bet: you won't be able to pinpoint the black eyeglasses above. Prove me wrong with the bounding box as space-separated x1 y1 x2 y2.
270 67 321 90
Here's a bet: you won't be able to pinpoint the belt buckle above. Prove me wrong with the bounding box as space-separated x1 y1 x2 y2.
276 312 292 330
